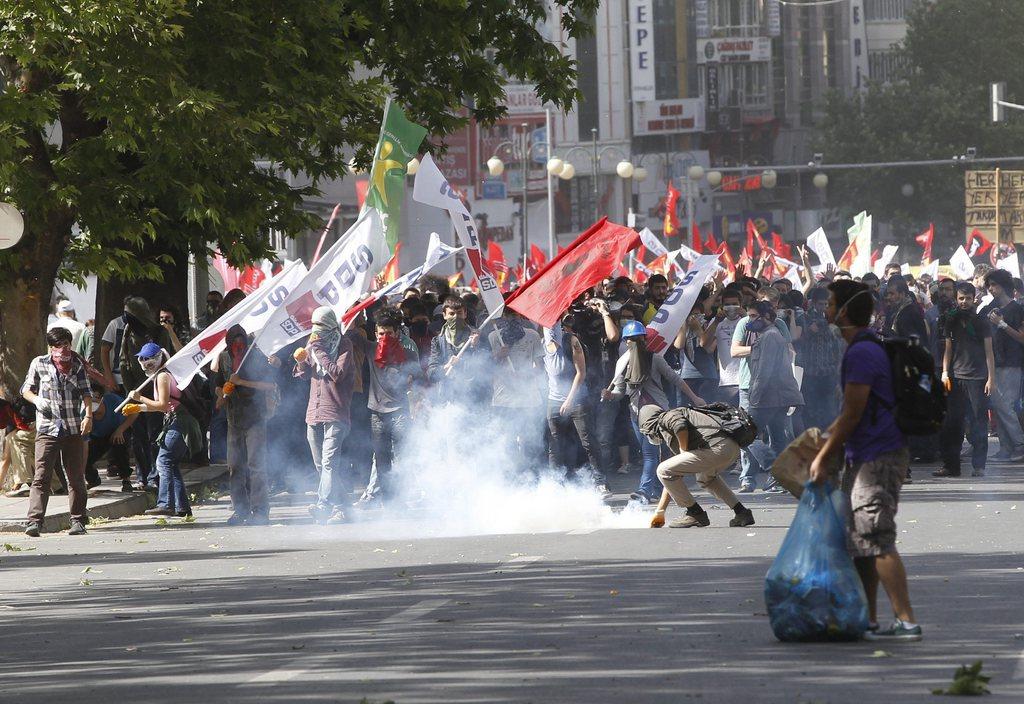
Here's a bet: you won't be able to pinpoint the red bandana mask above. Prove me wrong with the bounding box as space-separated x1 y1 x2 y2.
374 334 407 369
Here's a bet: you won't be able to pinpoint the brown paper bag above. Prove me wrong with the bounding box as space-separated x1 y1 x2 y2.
770 427 842 498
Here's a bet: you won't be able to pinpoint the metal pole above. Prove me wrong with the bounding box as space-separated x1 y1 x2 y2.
685 176 695 250
546 107 555 260
521 122 528 271
996 166 1002 250
592 127 599 221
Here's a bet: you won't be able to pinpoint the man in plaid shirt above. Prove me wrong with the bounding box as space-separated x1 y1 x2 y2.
21 327 94 536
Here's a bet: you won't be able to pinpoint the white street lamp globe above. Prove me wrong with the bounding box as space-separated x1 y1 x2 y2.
813 172 829 189
633 166 648 182
706 170 723 187
901 183 914 197
687 164 705 181
546 157 564 175
761 169 778 189
487 156 505 177
616 161 635 179
406 157 420 175
558 162 576 180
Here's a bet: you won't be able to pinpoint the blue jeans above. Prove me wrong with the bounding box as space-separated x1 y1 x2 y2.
631 415 662 500
156 424 191 513
307 421 350 509
738 389 794 487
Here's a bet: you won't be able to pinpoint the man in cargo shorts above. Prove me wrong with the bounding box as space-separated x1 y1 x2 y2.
810 280 921 642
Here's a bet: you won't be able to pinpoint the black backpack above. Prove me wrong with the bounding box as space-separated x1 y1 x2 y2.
854 334 946 436
694 402 759 448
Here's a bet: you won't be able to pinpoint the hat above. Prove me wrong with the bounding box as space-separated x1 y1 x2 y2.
56 300 75 313
135 342 162 359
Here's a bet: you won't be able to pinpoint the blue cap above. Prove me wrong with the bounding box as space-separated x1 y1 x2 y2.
135 342 162 359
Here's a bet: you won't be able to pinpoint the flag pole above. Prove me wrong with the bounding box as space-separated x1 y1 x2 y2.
311 203 342 266
444 305 503 377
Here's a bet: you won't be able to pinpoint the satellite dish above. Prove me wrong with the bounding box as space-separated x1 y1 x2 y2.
0 203 24 250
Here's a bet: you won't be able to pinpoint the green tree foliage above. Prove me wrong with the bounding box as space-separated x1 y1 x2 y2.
816 0 1024 253
0 0 597 389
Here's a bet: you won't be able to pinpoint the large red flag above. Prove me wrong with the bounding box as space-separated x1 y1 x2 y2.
915 224 934 263
664 183 681 236
691 223 703 253
505 218 640 327
967 228 993 258
527 243 547 277
704 231 719 252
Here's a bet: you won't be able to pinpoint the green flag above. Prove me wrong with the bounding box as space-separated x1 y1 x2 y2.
364 99 428 251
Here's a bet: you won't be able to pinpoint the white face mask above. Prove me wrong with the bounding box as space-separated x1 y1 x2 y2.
139 356 163 374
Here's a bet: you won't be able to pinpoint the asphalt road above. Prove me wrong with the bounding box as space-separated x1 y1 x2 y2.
1 463 1022 704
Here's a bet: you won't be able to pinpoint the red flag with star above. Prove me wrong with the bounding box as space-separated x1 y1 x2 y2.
505 218 640 327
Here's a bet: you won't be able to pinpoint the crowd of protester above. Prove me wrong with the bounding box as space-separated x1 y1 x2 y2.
3 249 1021 546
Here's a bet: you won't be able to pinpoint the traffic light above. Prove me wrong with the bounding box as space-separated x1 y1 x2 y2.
992 82 1006 123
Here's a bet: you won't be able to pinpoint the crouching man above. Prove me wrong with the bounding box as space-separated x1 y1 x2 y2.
638 404 755 529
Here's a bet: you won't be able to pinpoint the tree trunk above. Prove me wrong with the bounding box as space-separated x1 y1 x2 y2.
0 277 50 397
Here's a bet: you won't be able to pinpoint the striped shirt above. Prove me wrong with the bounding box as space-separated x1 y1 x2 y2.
22 354 91 437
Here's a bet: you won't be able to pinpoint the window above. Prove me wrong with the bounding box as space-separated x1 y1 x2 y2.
709 0 763 37
868 50 909 83
865 0 912 21
699 62 770 111
653 0 681 99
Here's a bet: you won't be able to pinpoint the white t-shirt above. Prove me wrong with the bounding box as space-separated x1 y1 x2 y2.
101 317 127 385
715 317 741 387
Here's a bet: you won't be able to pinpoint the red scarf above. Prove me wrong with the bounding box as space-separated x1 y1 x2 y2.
374 334 407 369
51 348 73 376
230 338 247 373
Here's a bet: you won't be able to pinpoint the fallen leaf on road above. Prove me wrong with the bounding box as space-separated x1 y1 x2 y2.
125 647 137 652
609 590 619 596
870 650 891 658
154 518 168 526
81 567 102 574
80 579 92 586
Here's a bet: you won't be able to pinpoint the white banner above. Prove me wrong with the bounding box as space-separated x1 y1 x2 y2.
413 153 504 316
806 227 836 267
164 259 307 386
638 227 671 258
949 246 974 280
629 0 656 102
645 254 718 356
250 209 388 355
873 244 899 277
997 252 1022 279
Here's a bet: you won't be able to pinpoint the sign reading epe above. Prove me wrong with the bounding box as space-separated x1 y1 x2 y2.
629 0 655 103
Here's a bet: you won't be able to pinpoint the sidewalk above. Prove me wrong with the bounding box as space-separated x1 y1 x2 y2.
0 463 229 533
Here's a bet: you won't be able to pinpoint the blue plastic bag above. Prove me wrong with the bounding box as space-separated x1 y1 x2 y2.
764 481 869 642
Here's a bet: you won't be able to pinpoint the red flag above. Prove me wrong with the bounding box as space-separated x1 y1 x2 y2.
486 240 509 274
664 183 681 236
636 245 647 264
771 232 793 260
691 223 703 253
649 253 670 276
528 243 547 276
914 224 934 263
738 245 754 275
355 179 370 209
512 264 524 284
761 251 778 281
870 248 881 267
380 242 402 285
715 242 736 279
505 218 640 327
704 231 719 252
967 228 992 258
746 219 757 254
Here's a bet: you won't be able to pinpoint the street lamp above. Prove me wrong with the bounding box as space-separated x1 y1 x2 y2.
553 127 633 223
813 172 829 189
488 122 551 270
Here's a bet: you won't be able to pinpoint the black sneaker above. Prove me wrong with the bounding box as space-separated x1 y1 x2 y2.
144 507 174 516
729 508 755 527
932 468 961 478
24 521 41 537
863 619 922 642
121 480 134 493
68 520 87 536
225 513 247 526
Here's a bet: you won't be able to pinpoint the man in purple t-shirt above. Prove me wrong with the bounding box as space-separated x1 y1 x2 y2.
809 280 921 642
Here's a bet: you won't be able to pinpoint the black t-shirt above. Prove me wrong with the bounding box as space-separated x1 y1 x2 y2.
945 310 992 380
979 299 1024 368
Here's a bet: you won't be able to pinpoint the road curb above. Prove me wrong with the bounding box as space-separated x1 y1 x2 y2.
0 464 229 534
